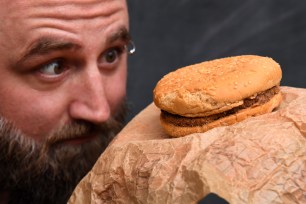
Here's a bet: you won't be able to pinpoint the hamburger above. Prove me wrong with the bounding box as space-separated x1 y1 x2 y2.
153 55 282 137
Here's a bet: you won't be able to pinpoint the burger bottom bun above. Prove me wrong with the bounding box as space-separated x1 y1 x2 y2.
161 92 283 137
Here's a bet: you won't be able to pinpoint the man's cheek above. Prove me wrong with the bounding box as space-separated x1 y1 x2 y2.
14 113 54 142
108 85 126 115
12 98 65 142
106 67 127 113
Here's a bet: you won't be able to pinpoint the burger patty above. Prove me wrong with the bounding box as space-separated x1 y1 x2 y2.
161 86 280 127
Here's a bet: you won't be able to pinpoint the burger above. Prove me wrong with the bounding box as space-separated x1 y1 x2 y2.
153 55 282 137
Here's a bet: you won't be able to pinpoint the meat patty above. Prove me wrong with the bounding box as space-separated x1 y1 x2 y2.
161 86 280 127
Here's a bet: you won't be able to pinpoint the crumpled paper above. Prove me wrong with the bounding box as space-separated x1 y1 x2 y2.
68 86 306 204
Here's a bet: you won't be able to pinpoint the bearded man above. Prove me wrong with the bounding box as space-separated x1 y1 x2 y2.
0 0 133 203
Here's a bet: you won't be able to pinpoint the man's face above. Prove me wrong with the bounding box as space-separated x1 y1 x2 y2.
0 0 129 142
0 0 129 202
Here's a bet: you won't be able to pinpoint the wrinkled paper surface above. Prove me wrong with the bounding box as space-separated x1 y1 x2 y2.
69 87 306 204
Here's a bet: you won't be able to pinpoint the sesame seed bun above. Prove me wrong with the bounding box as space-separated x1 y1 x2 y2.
153 55 282 137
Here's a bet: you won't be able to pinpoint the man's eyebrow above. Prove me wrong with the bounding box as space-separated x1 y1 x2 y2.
108 27 131 44
18 38 80 64
17 27 130 64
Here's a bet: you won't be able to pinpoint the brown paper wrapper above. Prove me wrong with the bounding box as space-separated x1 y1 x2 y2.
68 86 306 204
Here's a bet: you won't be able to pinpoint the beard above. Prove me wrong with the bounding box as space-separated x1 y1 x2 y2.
0 101 127 204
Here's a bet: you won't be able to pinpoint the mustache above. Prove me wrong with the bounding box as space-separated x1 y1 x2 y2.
37 108 126 174
45 102 128 147
45 118 123 147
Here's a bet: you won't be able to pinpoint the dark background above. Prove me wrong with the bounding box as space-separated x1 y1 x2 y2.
126 1 306 202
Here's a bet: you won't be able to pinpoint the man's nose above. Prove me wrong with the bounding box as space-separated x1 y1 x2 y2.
68 68 110 124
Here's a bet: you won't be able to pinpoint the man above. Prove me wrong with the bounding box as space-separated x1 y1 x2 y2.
0 0 133 203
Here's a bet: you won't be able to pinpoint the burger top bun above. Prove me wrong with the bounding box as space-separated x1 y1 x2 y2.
153 55 282 117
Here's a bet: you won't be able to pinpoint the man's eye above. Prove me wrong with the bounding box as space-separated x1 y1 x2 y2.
102 47 123 64
39 60 65 75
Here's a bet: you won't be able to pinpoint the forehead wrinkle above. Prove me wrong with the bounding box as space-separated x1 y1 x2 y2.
26 0 127 21
0 0 127 38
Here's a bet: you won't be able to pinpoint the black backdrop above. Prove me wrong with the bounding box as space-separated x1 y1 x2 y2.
126 1 306 203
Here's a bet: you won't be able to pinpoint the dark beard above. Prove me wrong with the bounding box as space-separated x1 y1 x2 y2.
0 102 127 204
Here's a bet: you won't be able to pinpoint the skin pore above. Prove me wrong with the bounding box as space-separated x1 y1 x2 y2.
0 0 130 203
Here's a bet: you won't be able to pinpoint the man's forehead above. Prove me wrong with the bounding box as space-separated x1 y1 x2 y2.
0 0 128 39
1 0 124 6
0 0 127 18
